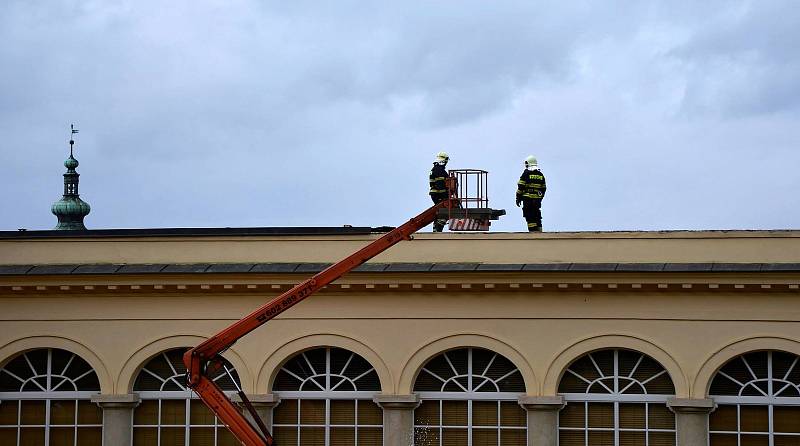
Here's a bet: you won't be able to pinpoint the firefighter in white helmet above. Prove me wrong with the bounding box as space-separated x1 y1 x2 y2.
515 155 546 231
429 152 450 232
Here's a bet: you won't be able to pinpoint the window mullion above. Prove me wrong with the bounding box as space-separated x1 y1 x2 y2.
439 399 443 446
736 404 741 446
467 399 473 446
185 398 190 446
46 350 52 392
324 398 330 446
613 401 619 446
296 398 301 446
496 401 501 446
16 400 21 446
584 401 588 446
355 400 359 445
468 348 473 446
73 399 79 446
768 352 774 446
45 399 51 445
768 351 774 397
157 399 162 445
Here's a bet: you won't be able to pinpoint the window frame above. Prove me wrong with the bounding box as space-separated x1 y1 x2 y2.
271 347 383 446
557 349 677 446
131 349 240 446
0 348 103 446
413 347 527 446
709 350 800 445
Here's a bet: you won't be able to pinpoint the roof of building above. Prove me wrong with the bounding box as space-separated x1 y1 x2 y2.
0 226 390 239
1 262 799 276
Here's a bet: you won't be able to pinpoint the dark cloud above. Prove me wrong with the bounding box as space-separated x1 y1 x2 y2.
1 1 798 232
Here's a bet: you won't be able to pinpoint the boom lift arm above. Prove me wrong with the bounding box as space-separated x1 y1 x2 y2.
184 197 458 446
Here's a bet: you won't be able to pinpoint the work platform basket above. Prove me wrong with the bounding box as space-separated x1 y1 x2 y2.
438 169 505 231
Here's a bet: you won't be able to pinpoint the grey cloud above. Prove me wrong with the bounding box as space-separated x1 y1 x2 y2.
2 0 799 232
670 1 800 116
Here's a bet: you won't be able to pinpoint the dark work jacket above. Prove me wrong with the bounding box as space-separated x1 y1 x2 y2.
516 168 546 201
429 163 448 195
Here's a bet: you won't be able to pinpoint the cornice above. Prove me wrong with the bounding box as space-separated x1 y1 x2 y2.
1 263 798 295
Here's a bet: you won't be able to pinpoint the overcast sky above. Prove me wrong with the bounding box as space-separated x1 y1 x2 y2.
2 1 798 232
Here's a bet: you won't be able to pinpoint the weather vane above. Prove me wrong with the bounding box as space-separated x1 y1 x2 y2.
69 124 79 156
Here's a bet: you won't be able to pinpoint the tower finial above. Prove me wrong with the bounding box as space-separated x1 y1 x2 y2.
52 124 90 230
69 124 79 157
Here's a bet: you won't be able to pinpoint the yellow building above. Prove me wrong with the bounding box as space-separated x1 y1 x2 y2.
1 228 799 446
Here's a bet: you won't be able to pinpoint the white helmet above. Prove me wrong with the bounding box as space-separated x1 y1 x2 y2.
524 155 538 168
435 151 449 164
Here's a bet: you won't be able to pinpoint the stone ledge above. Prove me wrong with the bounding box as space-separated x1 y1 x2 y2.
373 394 420 409
518 395 565 410
667 398 715 413
91 393 140 408
231 393 279 407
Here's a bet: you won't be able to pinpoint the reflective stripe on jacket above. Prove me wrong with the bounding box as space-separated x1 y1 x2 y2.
429 163 448 194
516 169 546 200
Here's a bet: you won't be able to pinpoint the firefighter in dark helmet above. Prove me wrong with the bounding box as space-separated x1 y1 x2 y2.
429 151 450 232
515 155 546 232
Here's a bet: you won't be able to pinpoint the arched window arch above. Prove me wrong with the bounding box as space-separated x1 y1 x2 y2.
413 347 527 446
709 350 800 445
558 348 676 446
0 348 102 445
132 348 241 446
272 347 383 445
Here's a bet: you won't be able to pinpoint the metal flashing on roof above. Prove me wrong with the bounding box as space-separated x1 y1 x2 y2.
251 263 300 273
476 264 525 271
430 263 480 272
1 262 798 276
0 265 34 275
352 263 389 272
27 265 80 275
711 263 762 272
72 264 123 274
522 264 571 271
117 264 168 274
0 226 385 239
294 263 332 273
162 264 212 274
384 263 434 272
569 263 617 272
616 263 666 272
663 263 714 272
206 264 255 273
760 263 800 271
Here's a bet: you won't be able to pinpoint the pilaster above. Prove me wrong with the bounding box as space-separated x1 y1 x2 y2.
374 394 420 446
668 398 715 446
91 394 140 446
232 393 280 432
519 396 565 446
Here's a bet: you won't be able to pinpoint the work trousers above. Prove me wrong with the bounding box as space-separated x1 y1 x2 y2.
522 199 543 232
430 193 448 232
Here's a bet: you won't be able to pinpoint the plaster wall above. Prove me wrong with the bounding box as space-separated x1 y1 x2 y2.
2 230 800 265
2 289 799 399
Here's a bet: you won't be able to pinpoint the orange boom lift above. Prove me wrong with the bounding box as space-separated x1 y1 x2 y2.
184 171 503 445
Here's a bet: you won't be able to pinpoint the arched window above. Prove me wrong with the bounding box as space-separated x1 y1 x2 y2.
558 349 676 446
272 347 383 445
132 348 241 446
0 348 102 445
709 350 800 445
413 347 527 446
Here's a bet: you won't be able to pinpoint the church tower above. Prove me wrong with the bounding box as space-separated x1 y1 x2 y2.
51 125 90 230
